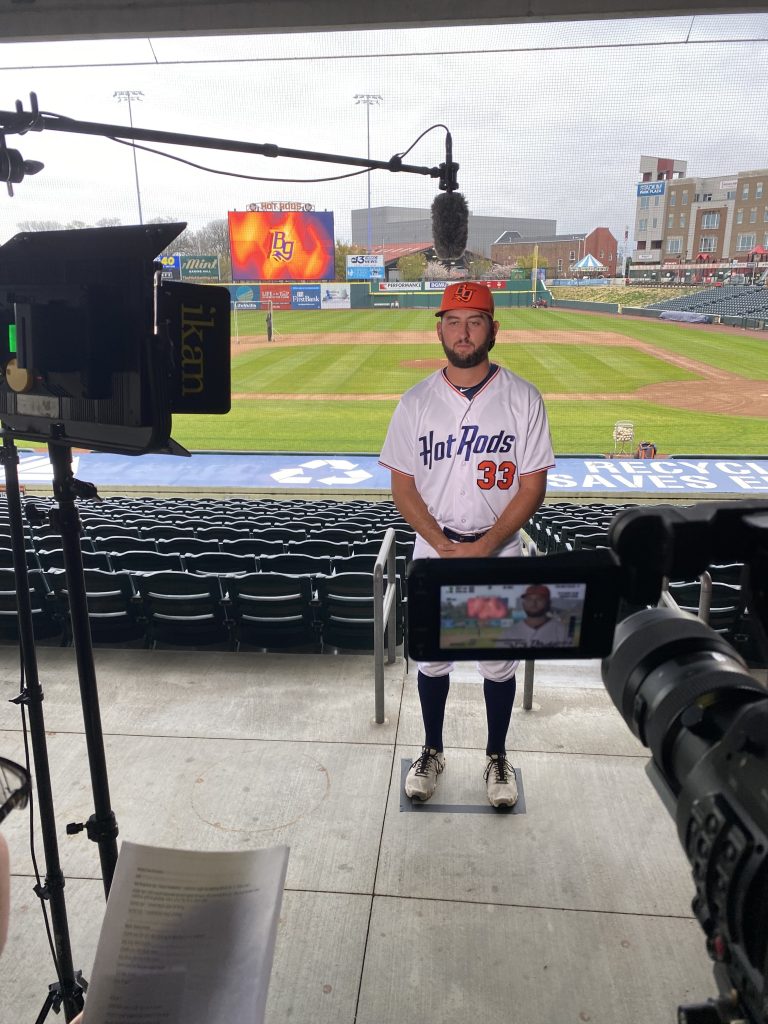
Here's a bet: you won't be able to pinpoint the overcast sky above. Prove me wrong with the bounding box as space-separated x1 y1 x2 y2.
0 12 765 253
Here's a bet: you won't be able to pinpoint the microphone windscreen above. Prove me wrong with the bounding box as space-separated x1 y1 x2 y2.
431 191 468 261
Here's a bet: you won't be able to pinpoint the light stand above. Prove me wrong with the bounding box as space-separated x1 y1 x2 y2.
1 432 84 1023
4 432 121 1020
47 439 119 894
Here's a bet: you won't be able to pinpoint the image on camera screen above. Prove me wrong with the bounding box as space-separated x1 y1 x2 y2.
439 582 587 650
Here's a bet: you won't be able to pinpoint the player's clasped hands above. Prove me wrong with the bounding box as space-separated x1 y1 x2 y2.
436 539 493 558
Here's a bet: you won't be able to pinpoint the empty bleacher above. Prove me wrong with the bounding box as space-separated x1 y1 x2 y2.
4 495 413 653
647 284 768 318
524 502 761 668
4 494 762 668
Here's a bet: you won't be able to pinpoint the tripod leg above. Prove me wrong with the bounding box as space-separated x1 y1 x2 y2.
2 434 84 1022
35 971 87 1024
34 989 54 1024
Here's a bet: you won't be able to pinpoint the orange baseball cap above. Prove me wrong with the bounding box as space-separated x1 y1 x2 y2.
435 282 495 317
523 585 551 598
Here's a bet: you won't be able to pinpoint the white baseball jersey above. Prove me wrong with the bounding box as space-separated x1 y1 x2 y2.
379 365 555 539
505 617 570 646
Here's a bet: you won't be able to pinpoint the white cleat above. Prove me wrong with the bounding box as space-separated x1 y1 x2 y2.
484 754 518 808
405 747 445 802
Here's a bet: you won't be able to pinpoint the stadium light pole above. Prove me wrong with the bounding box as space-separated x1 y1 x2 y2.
354 94 382 253
113 90 144 225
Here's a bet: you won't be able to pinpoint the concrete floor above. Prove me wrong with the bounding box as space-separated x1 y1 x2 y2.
1 645 719 1023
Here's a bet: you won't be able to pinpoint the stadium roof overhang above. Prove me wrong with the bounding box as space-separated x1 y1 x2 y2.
0 0 766 42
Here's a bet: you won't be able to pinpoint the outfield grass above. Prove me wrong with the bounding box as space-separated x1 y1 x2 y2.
232 342 697 395
547 401 768 455
597 320 768 378
236 306 768 375
169 308 768 456
232 308 431 335
173 399 398 452
172 398 767 455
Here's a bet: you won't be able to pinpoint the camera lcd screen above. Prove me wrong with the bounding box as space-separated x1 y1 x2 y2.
439 582 587 650
407 553 621 661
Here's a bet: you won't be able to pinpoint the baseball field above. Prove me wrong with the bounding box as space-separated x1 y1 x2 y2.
172 307 768 456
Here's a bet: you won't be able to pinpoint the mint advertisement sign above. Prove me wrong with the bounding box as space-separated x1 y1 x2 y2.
181 254 220 280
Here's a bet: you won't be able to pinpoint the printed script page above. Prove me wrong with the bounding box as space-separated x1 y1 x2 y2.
81 841 289 1024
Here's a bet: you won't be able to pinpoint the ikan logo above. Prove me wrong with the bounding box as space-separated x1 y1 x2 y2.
270 231 295 263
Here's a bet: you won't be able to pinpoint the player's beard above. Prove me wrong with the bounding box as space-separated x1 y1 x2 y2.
441 323 494 368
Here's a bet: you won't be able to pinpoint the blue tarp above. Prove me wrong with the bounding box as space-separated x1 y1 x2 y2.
659 310 711 323
15 451 768 496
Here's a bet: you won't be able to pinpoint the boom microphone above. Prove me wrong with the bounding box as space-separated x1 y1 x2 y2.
432 129 467 260
432 191 469 261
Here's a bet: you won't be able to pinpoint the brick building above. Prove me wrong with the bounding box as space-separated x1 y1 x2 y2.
351 206 556 259
633 156 768 265
491 228 617 277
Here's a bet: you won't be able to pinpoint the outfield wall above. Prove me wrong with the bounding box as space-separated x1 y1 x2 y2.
367 279 550 309
226 279 550 311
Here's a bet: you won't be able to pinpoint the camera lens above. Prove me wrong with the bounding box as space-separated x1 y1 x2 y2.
602 607 765 794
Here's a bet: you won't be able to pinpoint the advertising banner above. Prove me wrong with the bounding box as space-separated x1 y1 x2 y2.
320 285 351 309
227 284 260 308
181 254 220 280
159 255 180 281
346 254 385 280
260 284 292 310
425 280 451 290
637 181 666 197
291 285 321 309
229 210 335 282
377 281 422 291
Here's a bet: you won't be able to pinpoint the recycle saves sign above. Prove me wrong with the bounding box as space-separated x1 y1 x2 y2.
270 459 373 487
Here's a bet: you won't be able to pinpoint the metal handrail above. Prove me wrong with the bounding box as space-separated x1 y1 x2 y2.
660 571 713 622
520 528 538 709
373 527 398 724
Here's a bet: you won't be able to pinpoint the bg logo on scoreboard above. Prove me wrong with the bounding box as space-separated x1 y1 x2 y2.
270 231 295 263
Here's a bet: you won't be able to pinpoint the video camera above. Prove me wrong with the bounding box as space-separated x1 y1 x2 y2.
0 222 231 455
408 500 768 1024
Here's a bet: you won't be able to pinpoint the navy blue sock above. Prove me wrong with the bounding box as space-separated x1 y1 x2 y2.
417 671 450 752
483 674 516 756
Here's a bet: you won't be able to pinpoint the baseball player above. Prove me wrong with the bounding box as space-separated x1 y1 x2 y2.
379 281 554 807
505 585 570 646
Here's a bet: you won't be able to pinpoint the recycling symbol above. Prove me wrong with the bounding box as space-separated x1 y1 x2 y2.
271 459 373 487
